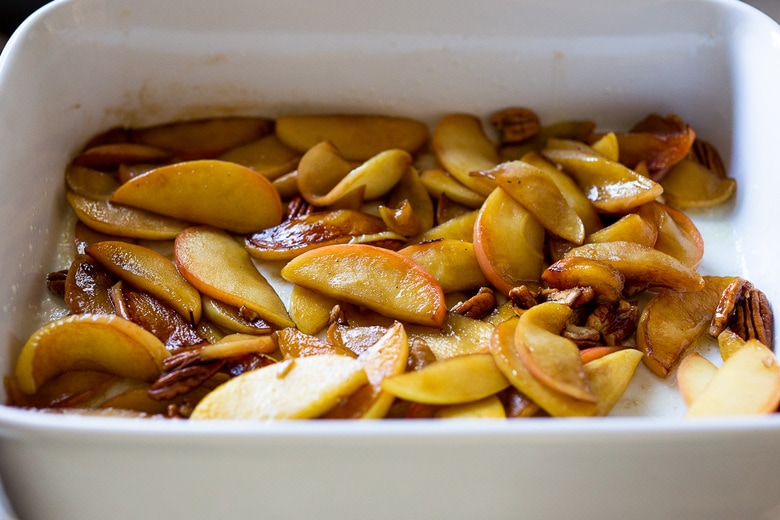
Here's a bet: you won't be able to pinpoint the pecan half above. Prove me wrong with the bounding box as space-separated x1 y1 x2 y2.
709 279 774 348
508 285 539 310
688 139 727 178
490 107 541 145
46 269 68 297
452 287 496 320
586 300 638 346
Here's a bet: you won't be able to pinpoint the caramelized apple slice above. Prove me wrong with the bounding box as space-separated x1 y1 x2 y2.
67 192 189 240
513 302 596 402
277 327 356 358
199 333 278 361
71 143 172 169
614 113 696 175
324 321 410 419
275 114 429 161
5 370 118 409
411 210 478 243
489 318 597 417
636 201 704 269
245 209 387 261
65 165 122 201
130 116 274 159
288 285 338 335
201 296 273 336
677 352 718 406
542 257 625 303
636 276 735 377
583 348 644 416
405 313 494 359
565 241 704 291
686 340 780 417
432 113 498 196
281 244 446 327
14 313 170 395
498 120 596 161
473 187 545 295
718 329 746 362
64 254 117 315
586 213 657 247
296 141 412 206
86 241 202 324
659 158 737 209
419 168 486 209
542 141 663 213
174 226 294 328
110 160 283 234
434 395 507 419
484 160 585 244
190 354 367 419
381 352 509 405
217 134 300 180
398 239 488 293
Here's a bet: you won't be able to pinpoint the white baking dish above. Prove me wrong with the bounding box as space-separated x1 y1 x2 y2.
1 0 780 518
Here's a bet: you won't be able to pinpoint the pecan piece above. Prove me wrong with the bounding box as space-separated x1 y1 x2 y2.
688 139 727 178
586 300 638 346
508 285 539 310
452 287 496 320
46 269 68 297
540 286 595 308
709 279 774 349
709 278 750 337
490 107 541 145
148 360 225 401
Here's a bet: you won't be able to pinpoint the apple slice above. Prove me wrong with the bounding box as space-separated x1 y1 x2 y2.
677 352 718 406
398 239 488 293
65 165 122 201
275 114 429 161
489 318 597 417
406 312 494 359
381 352 509 405
435 395 507 419
473 187 546 295
686 340 780 417
281 243 446 327
174 226 294 328
411 210 478 243
586 213 658 248
542 257 625 303
201 296 273 336
660 158 737 209
67 192 190 240
14 313 170 395
486 160 585 244
432 113 498 196
420 168 486 209
71 143 171 169
288 284 338 335
277 327 356 358
217 134 300 180
324 321 410 419
86 240 202 324
189 354 367 420
513 302 596 403
583 348 643 415
110 159 283 234
636 201 704 269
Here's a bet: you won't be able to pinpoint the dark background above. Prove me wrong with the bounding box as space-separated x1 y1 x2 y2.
1 1 49 38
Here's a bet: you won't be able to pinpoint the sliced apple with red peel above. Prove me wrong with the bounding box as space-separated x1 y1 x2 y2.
489 318 597 417
513 302 596 403
636 276 735 377
432 113 498 196
473 187 545 295
174 226 294 328
14 313 170 395
565 241 704 291
275 114 429 161
281 243 446 327
67 192 190 240
686 340 780 417
86 241 202 324
583 348 643 415
485 160 585 244
110 160 282 234
677 352 718 406
381 352 509 405
542 142 663 213
245 209 387 261
398 239 488 293
324 321 410 419
190 354 368 420
296 141 412 206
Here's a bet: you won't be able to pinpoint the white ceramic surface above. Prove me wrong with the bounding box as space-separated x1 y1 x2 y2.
1 0 780 518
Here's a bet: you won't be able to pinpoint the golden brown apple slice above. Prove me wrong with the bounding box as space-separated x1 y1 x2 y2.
583 348 644 415
5 370 118 410
277 327 356 358
64 254 117 315
398 239 488 293
718 329 746 361
590 132 620 162
586 213 658 247
296 141 412 206
190 354 367 419
86 240 202 324
565 241 704 291
381 352 509 405
130 116 274 159
614 113 696 174
419 168 486 209
406 312 494 359
513 302 596 403
67 192 190 240
199 333 278 361
498 120 596 161
636 201 704 269
542 142 663 213
636 276 735 377
484 160 585 244
432 113 498 196
377 200 422 237
174 226 294 328
288 285 338 335
686 340 780 417
489 318 597 417
324 321 410 419
435 395 507 419
473 187 545 295
245 209 387 261
677 352 718 406
411 210 478 243
14 313 170 395
275 114 429 161
386 167 435 234
542 257 625 303
201 296 273 336
65 165 122 201
281 243 446 327
71 143 172 169
659 158 737 209
110 159 283 234
217 134 300 180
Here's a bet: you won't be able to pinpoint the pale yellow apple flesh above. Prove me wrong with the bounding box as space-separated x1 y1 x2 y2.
677 352 718 406
432 113 498 196
398 239 488 293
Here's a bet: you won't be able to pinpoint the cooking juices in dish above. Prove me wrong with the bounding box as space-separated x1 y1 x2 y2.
4 110 777 419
